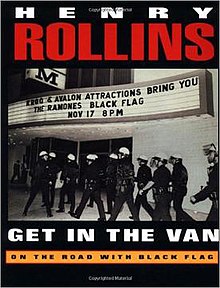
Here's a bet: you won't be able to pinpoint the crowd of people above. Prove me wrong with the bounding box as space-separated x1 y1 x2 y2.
22 144 218 221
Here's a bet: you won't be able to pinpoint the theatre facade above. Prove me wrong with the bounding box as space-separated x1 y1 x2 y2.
8 68 218 214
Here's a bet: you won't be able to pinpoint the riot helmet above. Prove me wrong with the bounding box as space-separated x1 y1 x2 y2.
109 153 118 160
118 147 130 159
39 151 48 161
67 154 76 162
137 155 148 165
86 154 98 164
150 152 168 167
169 153 182 164
203 144 218 164
49 152 56 159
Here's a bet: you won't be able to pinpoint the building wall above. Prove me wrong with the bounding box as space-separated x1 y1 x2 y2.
132 69 218 213
132 118 217 213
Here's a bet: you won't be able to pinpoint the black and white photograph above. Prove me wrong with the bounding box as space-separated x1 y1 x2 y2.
8 68 218 222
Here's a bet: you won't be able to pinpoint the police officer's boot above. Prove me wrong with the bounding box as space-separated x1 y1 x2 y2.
56 209 65 213
47 206 53 217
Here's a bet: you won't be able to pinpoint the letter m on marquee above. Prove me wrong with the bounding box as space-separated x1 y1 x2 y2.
25 68 66 89
35 68 59 86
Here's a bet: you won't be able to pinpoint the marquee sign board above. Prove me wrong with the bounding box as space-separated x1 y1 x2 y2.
25 68 66 90
9 70 213 127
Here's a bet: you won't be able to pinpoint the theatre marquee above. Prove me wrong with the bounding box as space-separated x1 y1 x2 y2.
8 70 213 127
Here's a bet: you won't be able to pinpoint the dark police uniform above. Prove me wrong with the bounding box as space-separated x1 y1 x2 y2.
193 163 218 221
74 161 106 220
23 159 52 217
87 195 94 208
48 159 60 208
105 160 117 213
152 165 172 221
172 161 194 221
134 164 154 218
57 161 79 213
20 162 28 184
108 158 139 221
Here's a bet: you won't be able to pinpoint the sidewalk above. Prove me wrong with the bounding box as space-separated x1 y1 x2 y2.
8 185 208 221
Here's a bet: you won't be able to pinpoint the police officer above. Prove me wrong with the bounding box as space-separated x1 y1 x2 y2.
73 154 106 221
130 155 154 220
141 153 172 221
105 153 118 214
23 151 53 217
169 154 194 221
48 152 60 208
190 144 219 221
56 154 79 215
108 147 139 221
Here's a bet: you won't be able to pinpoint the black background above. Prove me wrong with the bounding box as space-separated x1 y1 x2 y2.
1 1 219 287
1 1 219 69
1 221 219 287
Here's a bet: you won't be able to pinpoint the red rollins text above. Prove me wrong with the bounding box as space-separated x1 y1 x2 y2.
14 22 215 61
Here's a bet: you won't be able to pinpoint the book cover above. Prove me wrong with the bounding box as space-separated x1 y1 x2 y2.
1 1 219 287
